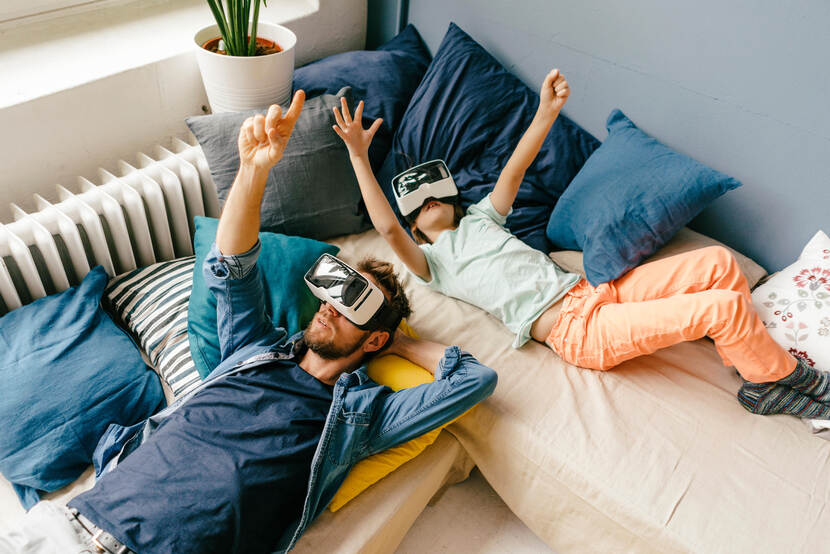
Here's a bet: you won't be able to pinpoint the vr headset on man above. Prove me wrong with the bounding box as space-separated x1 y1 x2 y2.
304 254 400 331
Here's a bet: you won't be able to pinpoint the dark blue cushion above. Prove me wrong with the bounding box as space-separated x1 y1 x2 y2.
0 266 165 509
376 22 600 252
293 24 431 171
187 216 339 378
546 109 742 285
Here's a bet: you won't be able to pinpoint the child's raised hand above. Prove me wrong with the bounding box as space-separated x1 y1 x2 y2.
332 97 383 159
538 69 569 120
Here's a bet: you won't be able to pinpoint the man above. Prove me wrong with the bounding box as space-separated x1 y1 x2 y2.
0 90 497 554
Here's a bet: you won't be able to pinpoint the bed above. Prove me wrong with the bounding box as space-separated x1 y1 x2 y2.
2 16 828 554
3 224 829 554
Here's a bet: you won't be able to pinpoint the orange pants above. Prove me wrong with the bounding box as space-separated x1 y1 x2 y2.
546 246 797 383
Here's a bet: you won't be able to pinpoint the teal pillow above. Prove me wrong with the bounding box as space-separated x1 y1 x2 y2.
188 216 339 378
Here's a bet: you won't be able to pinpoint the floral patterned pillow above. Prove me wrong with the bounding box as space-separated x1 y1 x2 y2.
752 230 830 372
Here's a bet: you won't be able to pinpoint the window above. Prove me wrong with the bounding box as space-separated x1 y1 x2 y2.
0 0 106 23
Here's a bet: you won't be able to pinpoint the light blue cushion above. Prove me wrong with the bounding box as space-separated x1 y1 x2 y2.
187 216 339 378
0 266 165 509
546 109 742 285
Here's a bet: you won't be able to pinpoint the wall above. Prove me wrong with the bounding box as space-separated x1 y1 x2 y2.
0 0 367 220
386 0 829 272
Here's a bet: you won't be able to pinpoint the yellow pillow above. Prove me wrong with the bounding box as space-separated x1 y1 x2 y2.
328 322 463 512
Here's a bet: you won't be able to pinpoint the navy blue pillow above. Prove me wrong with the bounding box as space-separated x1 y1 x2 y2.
546 109 742 286
376 22 600 252
293 24 431 171
0 266 164 509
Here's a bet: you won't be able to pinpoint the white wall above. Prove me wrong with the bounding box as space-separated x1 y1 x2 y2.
0 0 367 220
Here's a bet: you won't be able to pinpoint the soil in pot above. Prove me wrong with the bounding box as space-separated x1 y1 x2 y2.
202 36 282 56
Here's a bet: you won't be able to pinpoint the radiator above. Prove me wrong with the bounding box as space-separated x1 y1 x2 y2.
0 137 220 315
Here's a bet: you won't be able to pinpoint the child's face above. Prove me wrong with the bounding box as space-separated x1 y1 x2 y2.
412 199 456 235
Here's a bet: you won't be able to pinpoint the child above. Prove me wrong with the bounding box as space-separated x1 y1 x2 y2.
332 69 830 419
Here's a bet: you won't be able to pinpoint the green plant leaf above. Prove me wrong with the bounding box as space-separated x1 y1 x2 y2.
206 0 231 49
798 289 809 297
249 0 261 55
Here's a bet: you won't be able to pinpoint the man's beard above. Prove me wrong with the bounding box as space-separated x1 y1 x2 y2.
304 320 369 360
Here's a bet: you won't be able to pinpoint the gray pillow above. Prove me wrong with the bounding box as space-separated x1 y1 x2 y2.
186 87 369 240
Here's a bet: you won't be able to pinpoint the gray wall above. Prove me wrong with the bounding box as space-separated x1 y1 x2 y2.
373 0 830 272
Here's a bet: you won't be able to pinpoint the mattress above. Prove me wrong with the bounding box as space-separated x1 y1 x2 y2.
330 228 830 554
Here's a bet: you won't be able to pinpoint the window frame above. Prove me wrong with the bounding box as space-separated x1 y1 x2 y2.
0 0 143 25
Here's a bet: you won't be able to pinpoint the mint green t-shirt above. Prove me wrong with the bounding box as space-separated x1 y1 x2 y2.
412 194 581 348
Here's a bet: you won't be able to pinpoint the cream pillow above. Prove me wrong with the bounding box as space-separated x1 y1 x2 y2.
750 230 830 434
751 230 830 371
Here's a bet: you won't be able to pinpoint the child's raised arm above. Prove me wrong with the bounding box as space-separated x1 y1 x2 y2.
490 69 570 216
332 98 431 281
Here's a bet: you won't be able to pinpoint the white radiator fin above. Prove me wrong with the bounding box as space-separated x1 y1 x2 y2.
0 137 219 315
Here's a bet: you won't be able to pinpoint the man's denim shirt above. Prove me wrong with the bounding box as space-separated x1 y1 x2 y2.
91 240 497 553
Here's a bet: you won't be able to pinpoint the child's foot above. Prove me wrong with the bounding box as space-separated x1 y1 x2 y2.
737 380 830 419
776 357 830 403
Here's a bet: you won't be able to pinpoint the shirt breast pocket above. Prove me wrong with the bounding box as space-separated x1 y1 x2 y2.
327 409 371 466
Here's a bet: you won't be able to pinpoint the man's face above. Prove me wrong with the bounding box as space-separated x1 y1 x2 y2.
303 300 371 359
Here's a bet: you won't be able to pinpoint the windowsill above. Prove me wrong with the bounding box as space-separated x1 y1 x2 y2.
0 0 318 109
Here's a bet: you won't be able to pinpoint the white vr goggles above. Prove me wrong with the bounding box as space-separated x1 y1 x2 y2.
391 159 458 217
304 254 400 331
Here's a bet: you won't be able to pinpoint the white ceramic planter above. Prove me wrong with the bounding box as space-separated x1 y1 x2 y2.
194 22 296 113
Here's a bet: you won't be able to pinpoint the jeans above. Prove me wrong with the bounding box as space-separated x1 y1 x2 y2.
0 501 95 554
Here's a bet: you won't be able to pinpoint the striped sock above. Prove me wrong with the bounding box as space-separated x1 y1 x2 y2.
737 380 830 419
777 357 830 403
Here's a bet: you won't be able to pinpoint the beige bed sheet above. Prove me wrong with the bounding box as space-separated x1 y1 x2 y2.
330 228 830 554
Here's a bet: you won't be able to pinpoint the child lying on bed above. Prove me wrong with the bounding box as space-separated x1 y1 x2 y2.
332 69 830 419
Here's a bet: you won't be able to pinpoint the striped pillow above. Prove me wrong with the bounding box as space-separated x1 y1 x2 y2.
104 257 201 399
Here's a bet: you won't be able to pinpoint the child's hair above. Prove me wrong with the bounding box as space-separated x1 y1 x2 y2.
408 200 466 245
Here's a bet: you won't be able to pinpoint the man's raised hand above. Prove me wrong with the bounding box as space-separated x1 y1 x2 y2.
538 69 569 121
332 97 383 160
238 89 306 171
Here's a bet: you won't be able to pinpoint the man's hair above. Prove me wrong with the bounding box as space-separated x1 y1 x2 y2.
357 257 411 355
408 200 466 245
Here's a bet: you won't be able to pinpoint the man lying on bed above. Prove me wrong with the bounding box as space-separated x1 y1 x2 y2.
0 90 497 554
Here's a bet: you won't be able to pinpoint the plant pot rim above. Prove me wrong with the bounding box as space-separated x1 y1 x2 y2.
194 21 296 60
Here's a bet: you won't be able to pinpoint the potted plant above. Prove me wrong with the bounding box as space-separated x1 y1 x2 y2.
194 0 297 113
